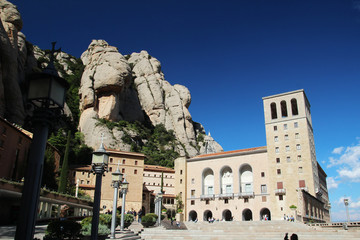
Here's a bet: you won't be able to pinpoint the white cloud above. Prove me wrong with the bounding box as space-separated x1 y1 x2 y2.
327 140 360 182
326 177 338 190
332 146 344 154
350 200 360 208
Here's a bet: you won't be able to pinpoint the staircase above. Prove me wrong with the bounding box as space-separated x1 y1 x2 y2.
140 220 360 240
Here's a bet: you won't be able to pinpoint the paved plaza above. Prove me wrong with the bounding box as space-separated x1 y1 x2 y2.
1 220 359 240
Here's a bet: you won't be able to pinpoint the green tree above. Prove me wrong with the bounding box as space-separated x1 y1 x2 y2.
58 130 71 193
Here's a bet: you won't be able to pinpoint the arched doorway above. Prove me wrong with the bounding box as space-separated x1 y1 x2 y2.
203 210 213 221
242 208 252 221
222 209 232 221
189 210 198 221
260 208 271 221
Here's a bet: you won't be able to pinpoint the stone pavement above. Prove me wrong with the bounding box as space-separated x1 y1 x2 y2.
140 220 360 240
0 224 47 239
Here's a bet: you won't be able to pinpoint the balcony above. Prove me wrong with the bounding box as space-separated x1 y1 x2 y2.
218 193 234 199
299 187 308 192
200 194 215 200
275 188 286 195
236 192 255 198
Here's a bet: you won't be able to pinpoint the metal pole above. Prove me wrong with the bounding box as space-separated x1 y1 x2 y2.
15 110 50 240
110 182 119 239
91 167 104 240
120 190 126 231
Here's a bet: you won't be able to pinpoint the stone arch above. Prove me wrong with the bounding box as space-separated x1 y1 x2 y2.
203 210 213 221
242 208 252 221
281 100 288 117
270 102 277 119
222 209 232 221
189 210 198 221
291 98 299 116
239 164 253 193
202 168 214 195
220 166 233 194
260 208 271 221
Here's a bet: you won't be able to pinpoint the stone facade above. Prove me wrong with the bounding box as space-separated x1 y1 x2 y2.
182 90 330 223
70 149 145 213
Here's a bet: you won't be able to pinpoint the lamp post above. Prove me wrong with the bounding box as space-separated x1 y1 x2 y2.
155 192 163 226
15 42 69 240
91 141 109 240
110 164 123 239
120 177 129 231
344 197 350 223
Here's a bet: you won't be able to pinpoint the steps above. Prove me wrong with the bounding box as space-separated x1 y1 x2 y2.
140 220 360 240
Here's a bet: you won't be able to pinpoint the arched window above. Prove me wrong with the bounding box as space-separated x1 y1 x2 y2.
220 166 233 194
270 102 277 119
291 98 298 115
281 101 288 117
239 164 253 193
202 168 214 195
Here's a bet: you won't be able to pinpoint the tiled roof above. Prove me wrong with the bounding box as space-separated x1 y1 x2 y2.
144 164 175 173
70 165 92 171
192 146 267 159
105 148 145 157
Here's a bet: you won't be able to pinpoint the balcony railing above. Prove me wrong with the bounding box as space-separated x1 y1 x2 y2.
299 187 308 192
200 194 215 200
218 193 234 199
275 188 286 195
236 192 255 198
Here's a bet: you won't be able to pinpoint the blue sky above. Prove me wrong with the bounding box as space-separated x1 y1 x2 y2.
12 0 360 222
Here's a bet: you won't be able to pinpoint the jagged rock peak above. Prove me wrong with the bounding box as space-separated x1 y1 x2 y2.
78 40 223 157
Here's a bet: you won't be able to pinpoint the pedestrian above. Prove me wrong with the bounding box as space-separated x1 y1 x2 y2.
284 233 289 240
290 233 298 240
138 209 142 223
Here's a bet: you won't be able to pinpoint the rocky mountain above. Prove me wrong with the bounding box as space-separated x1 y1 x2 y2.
78 40 223 157
0 0 223 159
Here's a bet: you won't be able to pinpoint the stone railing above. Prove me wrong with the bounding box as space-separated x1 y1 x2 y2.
236 192 255 198
200 194 215 200
217 193 234 199
275 188 286 195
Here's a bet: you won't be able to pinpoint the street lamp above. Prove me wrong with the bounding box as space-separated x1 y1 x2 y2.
110 164 123 239
344 197 350 223
120 177 129 231
155 191 163 226
91 141 109 240
15 42 69 240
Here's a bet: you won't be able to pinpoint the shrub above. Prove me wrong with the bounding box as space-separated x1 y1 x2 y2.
44 220 81 240
80 215 109 227
146 213 158 222
141 213 159 228
81 223 110 236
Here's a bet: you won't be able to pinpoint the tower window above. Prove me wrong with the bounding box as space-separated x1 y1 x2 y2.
276 158 280 163
295 133 299 139
284 134 289 141
286 156 291 162
285 145 290 152
275 147 279 153
291 98 299 116
270 102 277 119
294 122 298 128
274 136 279 142
281 101 288 117
296 144 301 150
297 155 302 161
284 124 288 130
277 169 281 175
261 172 265 177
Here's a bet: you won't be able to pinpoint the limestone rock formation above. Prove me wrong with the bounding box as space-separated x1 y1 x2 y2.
79 40 223 157
0 0 26 124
